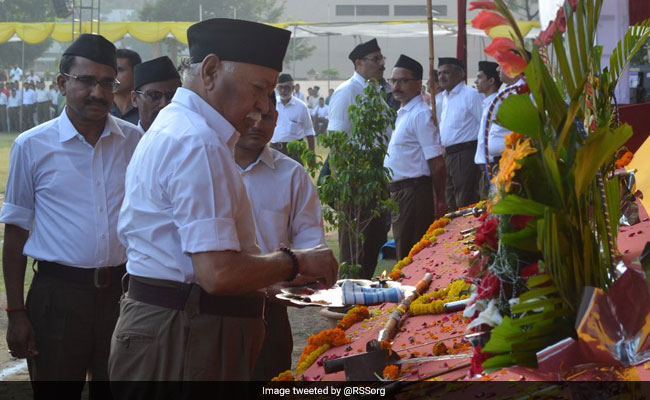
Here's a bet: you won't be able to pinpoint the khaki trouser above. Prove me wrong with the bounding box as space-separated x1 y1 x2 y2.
108 277 265 383
444 143 481 211
252 302 293 381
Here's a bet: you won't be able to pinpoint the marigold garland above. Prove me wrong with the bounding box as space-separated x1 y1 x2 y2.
336 306 370 330
271 370 295 381
410 279 472 315
296 344 330 375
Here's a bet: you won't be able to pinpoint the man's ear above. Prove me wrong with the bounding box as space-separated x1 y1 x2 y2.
131 90 138 109
201 54 221 91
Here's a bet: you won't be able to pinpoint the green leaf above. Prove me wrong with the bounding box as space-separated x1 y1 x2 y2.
481 354 515 371
609 19 650 93
492 195 548 217
500 226 538 252
574 125 633 196
495 94 543 139
519 285 559 302
527 274 552 287
511 297 563 314
510 308 572 327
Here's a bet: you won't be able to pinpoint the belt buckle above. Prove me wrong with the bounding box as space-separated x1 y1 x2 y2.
94 267 111 288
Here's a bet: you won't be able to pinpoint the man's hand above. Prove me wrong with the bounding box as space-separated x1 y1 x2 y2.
294 244 338 288
6 311 37 359
435 200 448 218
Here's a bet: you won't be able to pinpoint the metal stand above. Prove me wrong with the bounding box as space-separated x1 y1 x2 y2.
71 0 101 39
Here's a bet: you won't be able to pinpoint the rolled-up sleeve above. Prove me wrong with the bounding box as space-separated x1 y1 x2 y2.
0 139 35 231
167 140 242 254
414 110 445 160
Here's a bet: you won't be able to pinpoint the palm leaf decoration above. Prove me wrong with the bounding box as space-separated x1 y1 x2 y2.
473 0 649 371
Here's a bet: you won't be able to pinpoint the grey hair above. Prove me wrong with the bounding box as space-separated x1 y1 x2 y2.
179 56 237 81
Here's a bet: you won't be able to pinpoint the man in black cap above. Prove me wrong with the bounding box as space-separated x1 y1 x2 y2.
110 18 337 383
437 57 483 210
110 48 141 125
131 56 181 132
473 61 502 198
384 55 447 259
0 33 142 399
326 37 390 279
271 73 315 163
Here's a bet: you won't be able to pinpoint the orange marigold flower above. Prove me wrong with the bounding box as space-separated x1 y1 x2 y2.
383 365 400 380
492 137 537 192
472 10 509 33
616 151 634 168
299 328 350 364
504 132 524 149
433 342 449 356
388 270 402 281
337 306 370 330
272 370 295 381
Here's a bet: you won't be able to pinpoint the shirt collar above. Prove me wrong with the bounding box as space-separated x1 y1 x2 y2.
241 145 275 172
400 95 423 113
352 71 370 88
58 108 125 143
278 96 296 109
171 88 238 150
445 81 464 96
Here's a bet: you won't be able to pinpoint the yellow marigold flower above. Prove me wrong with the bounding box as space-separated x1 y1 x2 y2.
492 137 538 192
504 132 524 149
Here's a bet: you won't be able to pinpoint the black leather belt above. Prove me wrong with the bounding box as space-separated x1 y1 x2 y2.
127 276 265 318
387 176 431 192
445 140 477 155
37 260 126 288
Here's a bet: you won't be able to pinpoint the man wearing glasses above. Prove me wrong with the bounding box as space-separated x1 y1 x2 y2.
384 55 447 260
326 38 389 279
131 56 181 132
0 34 142 399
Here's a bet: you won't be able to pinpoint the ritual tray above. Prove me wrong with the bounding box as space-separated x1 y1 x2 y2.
276 279 415 308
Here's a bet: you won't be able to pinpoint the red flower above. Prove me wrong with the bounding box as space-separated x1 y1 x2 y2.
536 20 556 46
470 345 493 375
469 1 497 11
510 215 534 230
476 272 500 300
495 50 527 78
484 37 517 58
569 0 577 11
520 262 539 278
475 217 498 250
472 10 509 33
555 7 566 33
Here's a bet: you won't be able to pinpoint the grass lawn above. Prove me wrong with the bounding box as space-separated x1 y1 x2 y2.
0 132 19 194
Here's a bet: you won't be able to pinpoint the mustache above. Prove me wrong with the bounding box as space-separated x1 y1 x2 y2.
85 97 108 106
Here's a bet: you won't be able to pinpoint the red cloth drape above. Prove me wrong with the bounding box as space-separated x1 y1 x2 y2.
457 0 467 72
630 0 650 25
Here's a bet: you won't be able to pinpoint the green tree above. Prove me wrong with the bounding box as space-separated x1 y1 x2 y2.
320 68 339 80
0 0 55 70
291 83 396 277
140 0 283 23
503 0 538 21
283 37 316 67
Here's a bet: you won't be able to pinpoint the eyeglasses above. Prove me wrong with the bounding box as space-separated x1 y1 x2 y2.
135 89 177 102
387 78 420 85
362 56 386 63
62 73 120 91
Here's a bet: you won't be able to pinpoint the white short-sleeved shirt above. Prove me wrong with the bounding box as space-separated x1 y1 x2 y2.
311 104 328 119
271 96 315 143
36 89 49 103
238 146 326 253
474 91 499 164
22 89 35 105
384 95 445 182
327 72 368 134
7 94 20 108
0 110 142 268
439 82 483 147
0 92 7 106
118 88 260 283
486 78 527 159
